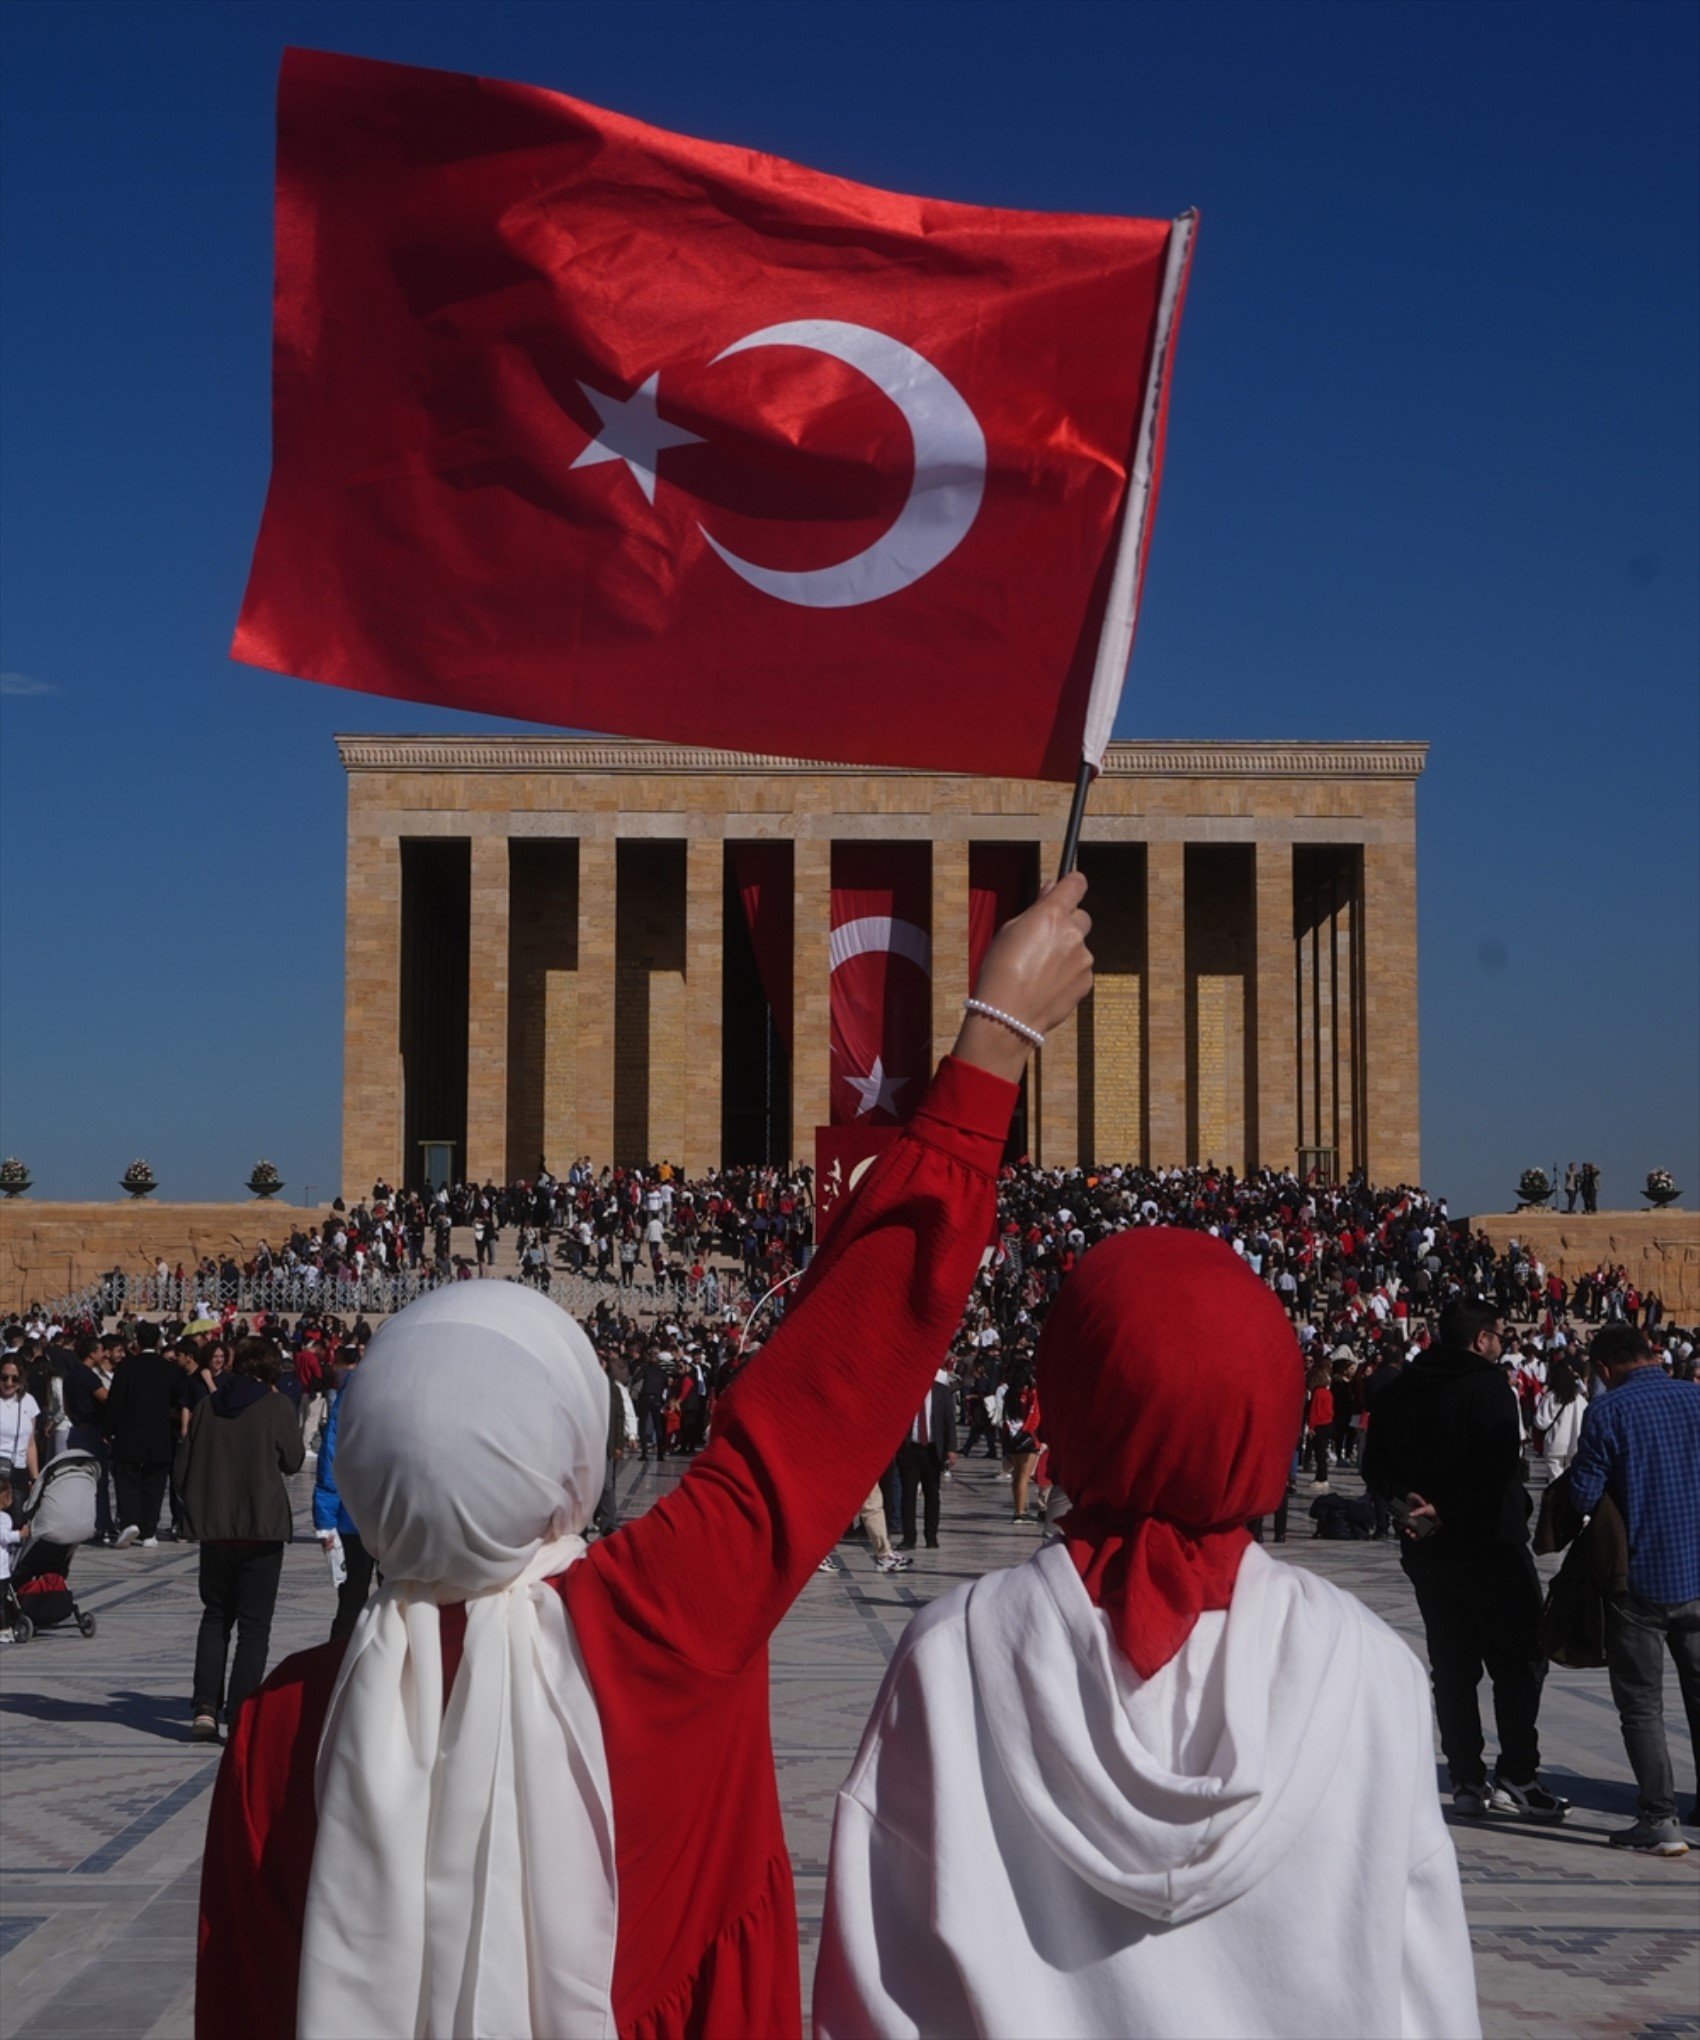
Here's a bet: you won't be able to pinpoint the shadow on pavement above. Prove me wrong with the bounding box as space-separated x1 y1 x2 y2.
0 1686 198 1741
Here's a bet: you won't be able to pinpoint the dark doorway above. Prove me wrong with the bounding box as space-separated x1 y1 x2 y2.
400 839 470 1192
722 848 792 1165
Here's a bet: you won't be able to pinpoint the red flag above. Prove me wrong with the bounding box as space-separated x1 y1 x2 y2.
235 50 1194 783
830 845 931 1125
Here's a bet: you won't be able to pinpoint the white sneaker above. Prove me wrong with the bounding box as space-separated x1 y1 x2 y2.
137 1538 158 1549
113 1525 140 1549
1608 1817 1689 1857
815 1554 841 1574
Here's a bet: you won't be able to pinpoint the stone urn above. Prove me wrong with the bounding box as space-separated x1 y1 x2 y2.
0 1158 29 1198
1516 1168 1552 1211
247 1160 285 1200
120 1161 158 1199
1643 1172 1680 1210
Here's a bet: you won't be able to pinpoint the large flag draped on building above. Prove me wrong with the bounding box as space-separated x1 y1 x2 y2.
829 847 932 1126
234 49 1195 783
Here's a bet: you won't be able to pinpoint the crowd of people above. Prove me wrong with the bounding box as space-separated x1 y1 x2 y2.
5 1154 1694 1571
88 1156 817 1321
76 1147 1672 1340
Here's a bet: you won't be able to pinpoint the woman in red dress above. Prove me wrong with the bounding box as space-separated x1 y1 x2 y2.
196 875 1092 2040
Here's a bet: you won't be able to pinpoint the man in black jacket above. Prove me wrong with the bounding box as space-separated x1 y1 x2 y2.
180 1337 304 1740
635 1351 668 1462
896 1370 958 1551
106 1322 179 1548
1364 1298 1567 1821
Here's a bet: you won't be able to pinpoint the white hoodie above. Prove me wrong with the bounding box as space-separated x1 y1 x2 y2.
816 1541 1479 2040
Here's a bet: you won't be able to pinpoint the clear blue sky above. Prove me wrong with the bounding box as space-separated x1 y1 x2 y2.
2 0 1696 1213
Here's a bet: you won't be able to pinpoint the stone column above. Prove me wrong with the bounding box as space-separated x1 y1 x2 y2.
465 833 511 1184
342 832 403 1198
1361 838 1421 1184
792 836 833 1150
1253 841 1297 1172
1334 872 1359 1176
1145 839 1188 1166
931 839 970 1079
684 837 724 1175
576 836 617 1163
1034 838 1079 1166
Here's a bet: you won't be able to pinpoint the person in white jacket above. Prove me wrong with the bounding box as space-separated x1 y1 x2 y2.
816 1228 1480 2040
1532 1356 1588 1475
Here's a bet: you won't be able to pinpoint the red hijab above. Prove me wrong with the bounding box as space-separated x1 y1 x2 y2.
1037 1228 1303 1679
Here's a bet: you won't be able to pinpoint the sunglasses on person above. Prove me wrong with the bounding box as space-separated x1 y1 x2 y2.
0 1373 21 1386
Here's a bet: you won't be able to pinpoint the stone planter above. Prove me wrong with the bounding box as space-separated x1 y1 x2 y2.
1643 1186 1680 1209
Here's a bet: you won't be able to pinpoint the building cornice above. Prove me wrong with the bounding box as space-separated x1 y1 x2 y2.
336 736 1429 780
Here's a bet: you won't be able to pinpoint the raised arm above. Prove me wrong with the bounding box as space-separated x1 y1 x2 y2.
579 874 1093 1674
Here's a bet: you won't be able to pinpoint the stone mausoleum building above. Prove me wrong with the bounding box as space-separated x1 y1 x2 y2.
339 737 1425 1195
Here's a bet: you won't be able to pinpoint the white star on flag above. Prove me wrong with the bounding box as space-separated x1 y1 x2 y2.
570 372 702 504
844 1056 908 1119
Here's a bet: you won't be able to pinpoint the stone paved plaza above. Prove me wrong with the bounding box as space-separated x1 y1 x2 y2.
2 1453 1696 2040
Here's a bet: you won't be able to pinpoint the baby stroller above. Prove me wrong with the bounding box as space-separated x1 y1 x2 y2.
3 1450 100 1644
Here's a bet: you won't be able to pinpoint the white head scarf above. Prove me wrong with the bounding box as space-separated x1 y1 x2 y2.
298 1283 616 2039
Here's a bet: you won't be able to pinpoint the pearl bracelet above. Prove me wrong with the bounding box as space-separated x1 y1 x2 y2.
963 998 1045 1049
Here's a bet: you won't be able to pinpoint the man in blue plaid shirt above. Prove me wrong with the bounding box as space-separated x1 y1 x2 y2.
1569 1325 1700 1856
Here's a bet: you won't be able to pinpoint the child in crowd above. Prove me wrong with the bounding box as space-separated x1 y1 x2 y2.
0 1471 30 1643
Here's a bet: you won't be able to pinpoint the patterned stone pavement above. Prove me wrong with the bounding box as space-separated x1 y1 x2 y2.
2 1452 1695 2039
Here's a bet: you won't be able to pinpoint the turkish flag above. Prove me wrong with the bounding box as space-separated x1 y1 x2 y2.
831 845 931 1125
235 50 1194 782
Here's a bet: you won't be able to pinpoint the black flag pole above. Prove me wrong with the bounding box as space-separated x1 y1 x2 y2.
1055 759 1095 881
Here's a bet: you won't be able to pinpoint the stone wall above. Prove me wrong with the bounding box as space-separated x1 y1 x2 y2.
0 1203 321 1316
1467 1210 1700 1318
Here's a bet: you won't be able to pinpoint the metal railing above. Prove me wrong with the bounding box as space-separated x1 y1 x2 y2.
38 1264 712 1328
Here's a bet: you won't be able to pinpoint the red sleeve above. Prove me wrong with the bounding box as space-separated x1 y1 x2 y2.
196 1644 343 2040
581 1055 1014 1674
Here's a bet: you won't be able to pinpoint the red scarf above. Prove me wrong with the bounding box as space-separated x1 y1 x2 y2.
1038 1229 1302 1679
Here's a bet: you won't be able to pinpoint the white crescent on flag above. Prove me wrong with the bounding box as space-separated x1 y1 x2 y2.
829 915 932 975
698 320 988 610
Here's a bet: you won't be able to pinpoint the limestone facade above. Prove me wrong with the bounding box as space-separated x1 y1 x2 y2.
338 738 1428 1191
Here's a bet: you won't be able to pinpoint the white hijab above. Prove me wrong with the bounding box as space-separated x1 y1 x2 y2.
298 1282 617 2039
